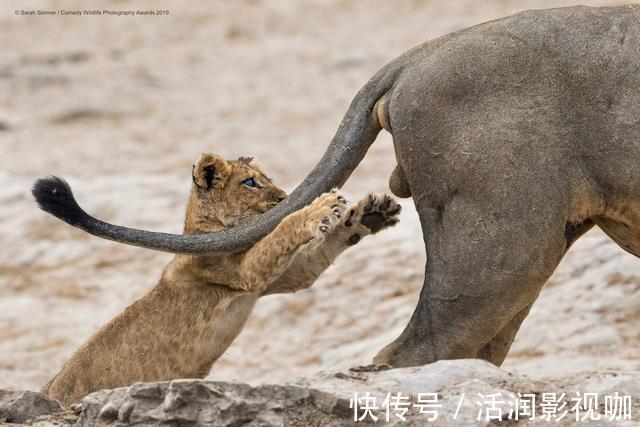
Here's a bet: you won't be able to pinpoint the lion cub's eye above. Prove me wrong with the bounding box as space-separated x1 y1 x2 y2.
241 177 260 188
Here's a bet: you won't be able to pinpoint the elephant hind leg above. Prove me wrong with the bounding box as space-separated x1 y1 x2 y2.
373 290 533 368
478 218 594 366
373 198 568 368
476 303 533 365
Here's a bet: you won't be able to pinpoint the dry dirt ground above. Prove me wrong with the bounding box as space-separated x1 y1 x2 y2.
1 0 638 393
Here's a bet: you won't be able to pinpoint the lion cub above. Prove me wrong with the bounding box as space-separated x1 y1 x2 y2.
43 153 401 406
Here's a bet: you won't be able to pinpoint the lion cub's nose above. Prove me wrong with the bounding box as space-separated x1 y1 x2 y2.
277 196 286 203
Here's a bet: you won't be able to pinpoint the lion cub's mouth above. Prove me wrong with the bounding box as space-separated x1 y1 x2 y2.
260 200 282 212
236 202 280 224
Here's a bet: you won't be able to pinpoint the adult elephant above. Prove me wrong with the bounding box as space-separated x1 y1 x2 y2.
33 5 640 368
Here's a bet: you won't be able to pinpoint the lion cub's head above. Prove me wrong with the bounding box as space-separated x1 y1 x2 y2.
184 153 287 234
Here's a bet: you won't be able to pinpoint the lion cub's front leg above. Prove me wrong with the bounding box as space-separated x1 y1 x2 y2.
238 190 347 292
341 193 401 242
264 193 401 295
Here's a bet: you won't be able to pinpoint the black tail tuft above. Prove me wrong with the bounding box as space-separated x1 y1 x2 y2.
32 176 89 226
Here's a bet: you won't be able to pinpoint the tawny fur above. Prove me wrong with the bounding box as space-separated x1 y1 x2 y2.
42 153 400 406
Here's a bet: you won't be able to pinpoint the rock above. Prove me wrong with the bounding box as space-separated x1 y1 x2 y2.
76 380 352 426
0 390 63 424
3 360 639 425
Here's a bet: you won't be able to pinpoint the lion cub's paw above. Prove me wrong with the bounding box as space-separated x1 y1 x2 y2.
306 189 348 238
346 193 401 235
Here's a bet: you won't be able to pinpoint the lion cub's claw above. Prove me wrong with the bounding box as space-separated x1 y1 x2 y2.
319 216 332 233
306 189 348 238
348 193 401 234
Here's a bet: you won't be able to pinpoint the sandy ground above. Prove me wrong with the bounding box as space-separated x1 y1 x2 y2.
1 0 638 392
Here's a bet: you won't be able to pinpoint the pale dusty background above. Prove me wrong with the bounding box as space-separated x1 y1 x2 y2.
0 0 638 391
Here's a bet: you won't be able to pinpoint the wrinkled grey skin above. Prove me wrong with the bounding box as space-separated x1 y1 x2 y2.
34 5 640 367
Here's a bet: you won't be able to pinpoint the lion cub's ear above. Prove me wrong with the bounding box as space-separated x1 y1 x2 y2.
192 154 232 190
